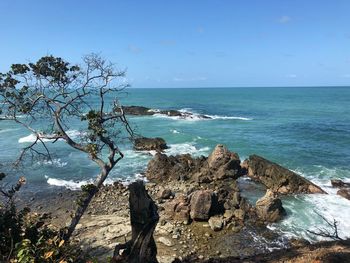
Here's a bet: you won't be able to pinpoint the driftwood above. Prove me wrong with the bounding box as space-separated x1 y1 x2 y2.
112 181 159 263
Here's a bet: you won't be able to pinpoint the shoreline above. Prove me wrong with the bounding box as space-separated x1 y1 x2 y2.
15 181 350 263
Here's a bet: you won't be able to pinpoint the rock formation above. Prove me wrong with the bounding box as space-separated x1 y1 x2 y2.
134 137 168 151
246 155 326 194
146 145 242 183
256 190 286 222
117 105 211 119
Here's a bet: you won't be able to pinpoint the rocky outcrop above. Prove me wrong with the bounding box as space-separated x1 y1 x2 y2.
119 105 211 119
146 144 243 183
337 189 350 200
133 137 167 151
331 179 350 188
246 155 326 194
146 153 206 182
120 106 155 115
195 144 242 181
256 190 286 222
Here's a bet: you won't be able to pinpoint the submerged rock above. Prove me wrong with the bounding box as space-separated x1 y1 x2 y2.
255 190 286 222
246 155 326 194
134 137 167 151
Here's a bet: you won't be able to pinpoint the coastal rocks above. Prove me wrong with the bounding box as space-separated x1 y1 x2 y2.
146 144 243 184
337 189 350 200
146 153 206 182
134 137 168 151
330 179 350 200
255 190 286 222
119 105 211 119
204 144 242 181
120 105 155 116
246 155 326 194
190 190 215 221
331 179 350 188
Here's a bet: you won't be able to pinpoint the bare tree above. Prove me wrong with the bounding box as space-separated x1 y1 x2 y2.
0 54 133 240
307 211 343 241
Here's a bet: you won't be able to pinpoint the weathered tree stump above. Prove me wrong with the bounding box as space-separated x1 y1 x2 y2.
112 181 159 263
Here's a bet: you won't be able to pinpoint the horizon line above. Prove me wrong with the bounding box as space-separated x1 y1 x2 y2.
128 85 350 89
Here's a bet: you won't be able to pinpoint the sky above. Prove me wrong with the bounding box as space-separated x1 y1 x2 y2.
0 0 350 88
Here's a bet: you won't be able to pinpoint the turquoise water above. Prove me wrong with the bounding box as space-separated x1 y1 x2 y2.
1 87 350 241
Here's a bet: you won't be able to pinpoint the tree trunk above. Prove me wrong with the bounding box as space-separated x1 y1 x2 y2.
112 180 159 263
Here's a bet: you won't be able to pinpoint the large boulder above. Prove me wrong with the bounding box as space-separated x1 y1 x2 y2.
190 190 215 221
146 153 206 182
206 144 242 180
256 190 286 222
246 155 326 194
134 137 167 151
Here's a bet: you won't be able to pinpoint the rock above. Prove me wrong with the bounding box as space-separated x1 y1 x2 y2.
119 105 212 119
163 195 190 222
233 209 245 221
331 179 350 188
208 216 224 231
337 188 350 200
146 153 206 182
190 190 214 221
247 155 326 194
207 144 240 170
256 190 286 222
146 144 243 183
193 145 243 182
158 236 174 247
121 105 155 115
134 137 168 151
158 188 174 200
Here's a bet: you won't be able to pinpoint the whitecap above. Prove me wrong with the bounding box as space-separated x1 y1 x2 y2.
46 177 92 190
206 115 253 121
18 129 84 143
36 158 68 168
165 142 210 156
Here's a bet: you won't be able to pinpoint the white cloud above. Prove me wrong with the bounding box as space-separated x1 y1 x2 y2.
286 74 297 78
279 16 291 24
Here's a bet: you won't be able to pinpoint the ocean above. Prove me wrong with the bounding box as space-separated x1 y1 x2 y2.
1 86 350 242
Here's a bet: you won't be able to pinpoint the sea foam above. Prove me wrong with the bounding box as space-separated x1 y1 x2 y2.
18 130 83 143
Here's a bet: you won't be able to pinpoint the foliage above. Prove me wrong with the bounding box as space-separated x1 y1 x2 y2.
0 54 133 241
0 173 84 262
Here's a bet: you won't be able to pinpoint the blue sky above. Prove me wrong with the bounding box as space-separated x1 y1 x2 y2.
0 0 349 88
